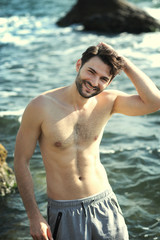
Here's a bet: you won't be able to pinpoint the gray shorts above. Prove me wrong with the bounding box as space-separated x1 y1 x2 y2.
47 188 129 240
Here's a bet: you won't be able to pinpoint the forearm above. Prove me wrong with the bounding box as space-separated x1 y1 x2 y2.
14 160 41 220
123 57 160 108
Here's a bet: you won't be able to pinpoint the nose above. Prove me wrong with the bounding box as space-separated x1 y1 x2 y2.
90 76 99 87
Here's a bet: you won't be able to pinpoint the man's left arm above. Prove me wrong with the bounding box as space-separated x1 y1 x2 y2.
112 57 160 116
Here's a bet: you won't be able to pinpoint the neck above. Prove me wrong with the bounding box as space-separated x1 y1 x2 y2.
67 83 91 110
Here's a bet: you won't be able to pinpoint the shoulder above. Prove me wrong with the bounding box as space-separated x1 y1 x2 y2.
21 90 55 123
96 89 129 114
98 89 126 101
27 87 63 110
99 89 129 103
36 87 66 105
22 87 65 119
24 95 48 115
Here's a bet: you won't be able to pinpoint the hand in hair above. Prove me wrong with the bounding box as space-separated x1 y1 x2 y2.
97 42 115 52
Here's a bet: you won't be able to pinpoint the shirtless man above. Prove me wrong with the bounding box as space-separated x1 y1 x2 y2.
14 42 160 240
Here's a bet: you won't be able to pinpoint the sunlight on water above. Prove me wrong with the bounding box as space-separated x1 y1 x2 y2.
138 33 160 49
0 90 17 97
1 32 32 46
0 15 56 46
0 0 160 239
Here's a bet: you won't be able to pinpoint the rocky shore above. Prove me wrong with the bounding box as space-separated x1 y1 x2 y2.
0 144 17 196
57 0 160 34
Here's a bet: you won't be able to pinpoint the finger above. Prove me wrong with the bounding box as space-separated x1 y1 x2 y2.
97 42 111 50
97 42 102 47
31 234 38 240
31 235 40 240
41 234 48 240
47 227 54 240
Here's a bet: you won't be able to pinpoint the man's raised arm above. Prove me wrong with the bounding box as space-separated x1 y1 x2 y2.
114 56 160 115
100 42 160 116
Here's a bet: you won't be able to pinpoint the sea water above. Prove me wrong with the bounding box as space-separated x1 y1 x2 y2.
0 0 160 239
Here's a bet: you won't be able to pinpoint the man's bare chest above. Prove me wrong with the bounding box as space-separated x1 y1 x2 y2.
40 108 109 149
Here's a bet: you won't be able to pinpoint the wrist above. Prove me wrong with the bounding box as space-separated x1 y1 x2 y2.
27 210 42 222
121 56 132 72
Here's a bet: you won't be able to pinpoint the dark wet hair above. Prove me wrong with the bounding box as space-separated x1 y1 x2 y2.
81 45 124 81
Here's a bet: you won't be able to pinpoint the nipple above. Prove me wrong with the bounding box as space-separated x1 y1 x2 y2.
54 141 62 148
94 136 98 141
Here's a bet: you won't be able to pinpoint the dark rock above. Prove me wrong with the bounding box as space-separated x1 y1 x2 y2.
57 0 160 34
0 144 17 196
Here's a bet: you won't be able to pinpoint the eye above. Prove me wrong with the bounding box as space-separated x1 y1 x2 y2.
101 77 110 83
88 70 94 74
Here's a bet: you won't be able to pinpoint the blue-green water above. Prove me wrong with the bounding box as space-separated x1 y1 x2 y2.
0 0 160 239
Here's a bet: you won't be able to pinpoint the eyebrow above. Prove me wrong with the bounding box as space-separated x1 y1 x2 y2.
88 67 110 81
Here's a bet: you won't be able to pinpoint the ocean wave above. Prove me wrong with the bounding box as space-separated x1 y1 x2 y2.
0 90 18 98
0 109 24 117
144 7 160 20
0 0 160 239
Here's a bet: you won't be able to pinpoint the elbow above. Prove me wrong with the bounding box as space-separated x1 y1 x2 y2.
146 92 160 113
147 100 160 114
153 96 160 111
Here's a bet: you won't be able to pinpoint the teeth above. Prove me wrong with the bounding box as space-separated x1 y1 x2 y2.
86 82 93 90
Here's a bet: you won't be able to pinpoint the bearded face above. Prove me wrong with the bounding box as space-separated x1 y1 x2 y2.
75 57 112 99
75 72 102 99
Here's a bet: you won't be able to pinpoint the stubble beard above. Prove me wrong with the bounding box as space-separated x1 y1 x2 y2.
75 73 102 99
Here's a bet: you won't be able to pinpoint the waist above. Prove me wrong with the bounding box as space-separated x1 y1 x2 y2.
48 186 113 208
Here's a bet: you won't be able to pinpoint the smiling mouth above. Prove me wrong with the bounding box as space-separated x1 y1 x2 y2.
84 81 97 92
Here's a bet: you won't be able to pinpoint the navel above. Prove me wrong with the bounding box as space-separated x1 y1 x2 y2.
54 141 62 148
94 135 98 141
79 176 83 181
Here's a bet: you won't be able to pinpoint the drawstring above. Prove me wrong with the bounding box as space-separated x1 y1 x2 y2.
92 206 96 218
91 200 96 218
81 202 87 217
81 200 96 218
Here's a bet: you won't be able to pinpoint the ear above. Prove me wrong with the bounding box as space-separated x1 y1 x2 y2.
76 59 82 72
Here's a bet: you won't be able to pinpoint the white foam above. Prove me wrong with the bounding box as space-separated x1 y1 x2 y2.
1 91 17 98
0 109 24 117
144 7 160 20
